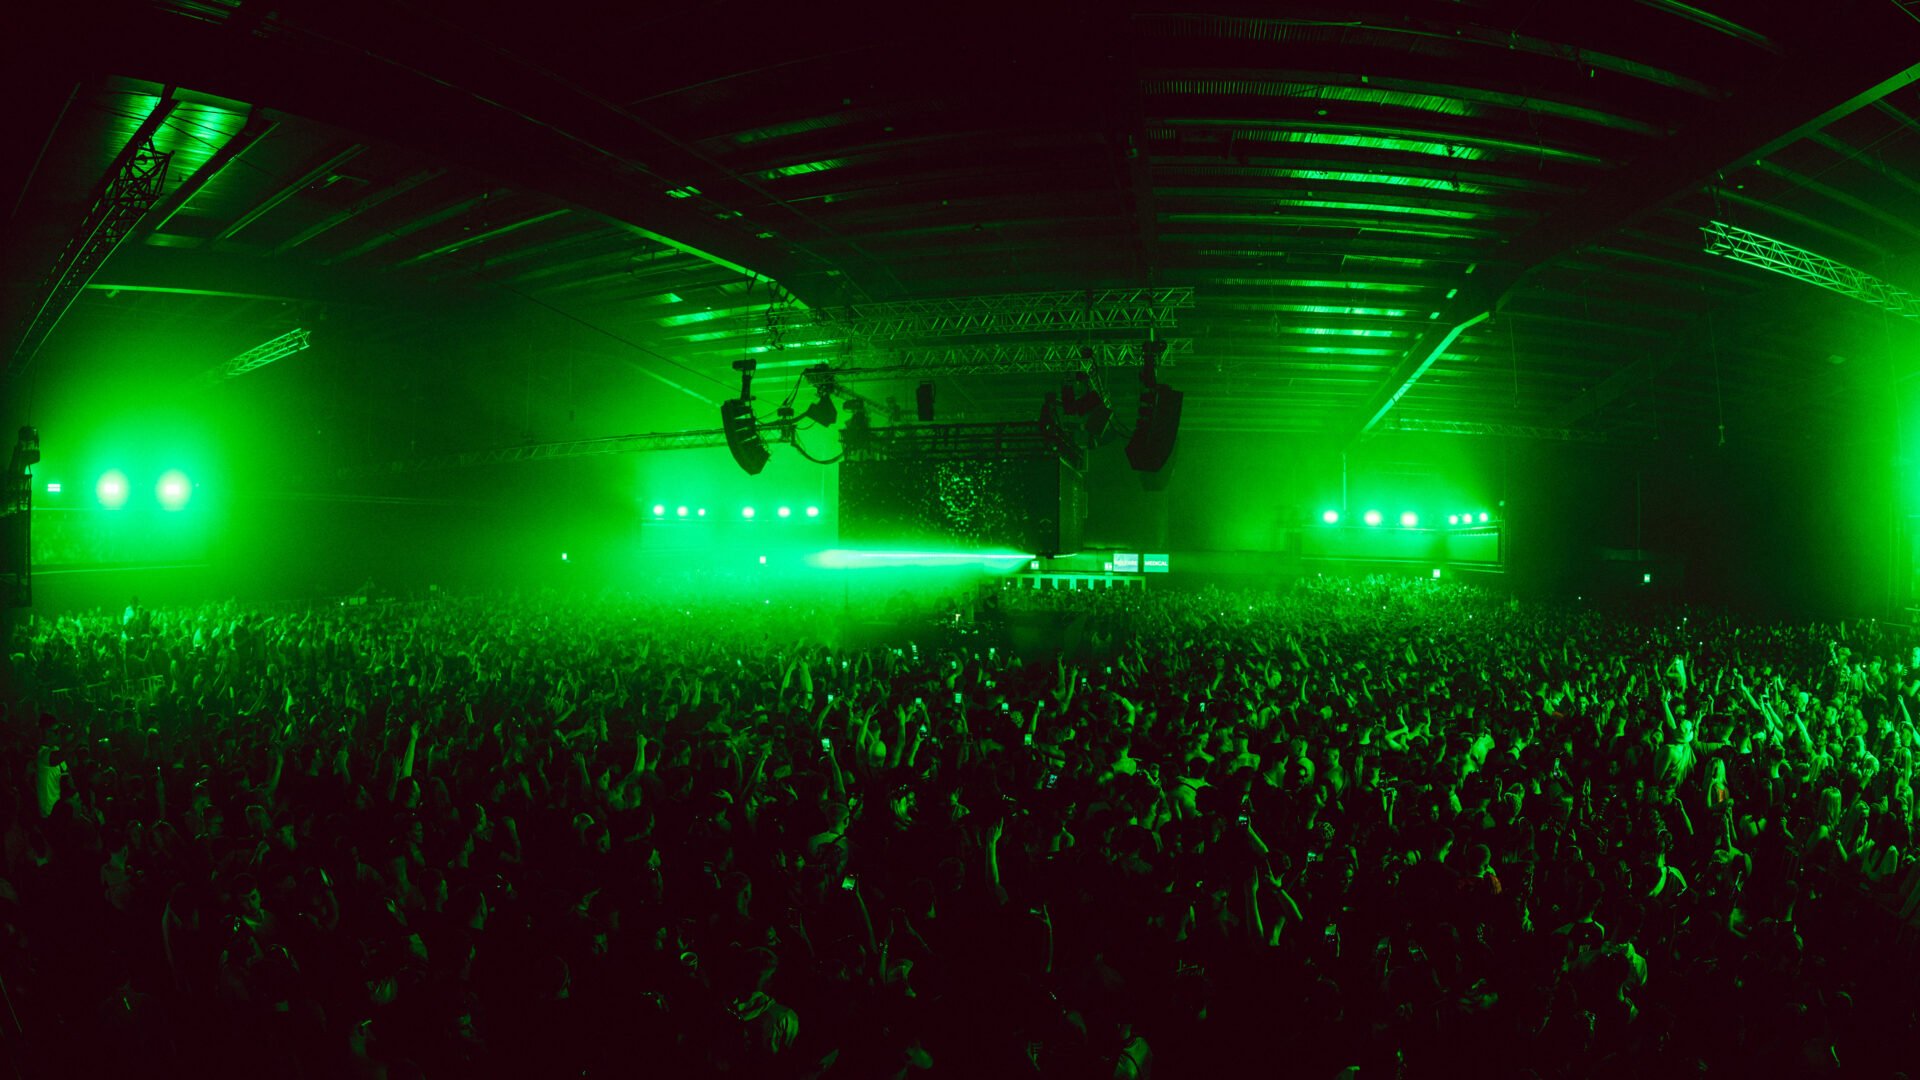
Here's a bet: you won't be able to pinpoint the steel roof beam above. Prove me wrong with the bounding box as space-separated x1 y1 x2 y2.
1341 0 1920 445
273 168 445 254
215 143 366 241
140 108 277 237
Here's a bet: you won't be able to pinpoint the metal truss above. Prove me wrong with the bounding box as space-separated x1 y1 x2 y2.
371 428 735 474
13 121 176 369
843 420 1084 469
1702 220 1920 321
765 287 1196 342
206 328 311 383
832 337 1193 379
1383 417 1608 443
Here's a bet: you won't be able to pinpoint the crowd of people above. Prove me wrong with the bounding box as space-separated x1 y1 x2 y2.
2 573 1918 1077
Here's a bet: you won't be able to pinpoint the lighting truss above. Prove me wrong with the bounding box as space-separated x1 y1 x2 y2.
1702 219 1920 321
828 338 1194 379
371 428 738 474
1384 417 1607 443
762 287 1196 342
205 328 312 383
12 128 175 369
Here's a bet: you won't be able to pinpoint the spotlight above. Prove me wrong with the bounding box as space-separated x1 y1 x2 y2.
45 482 60 494
157 470 192 511
742 507 756 519
802 391 838 427
1432 568 1442 579
1321 510 1340 524
1643 572 1652 584
653 505 665 517
97 470 128 509
697 508 707 517
806 506 820 517
1448 515 1459 525
777 506 791 518
1400 511 1418 527
758 555 768 564
561 552 570 562
1363 510 1382 526
1478 512 1489 523
676 505 688 517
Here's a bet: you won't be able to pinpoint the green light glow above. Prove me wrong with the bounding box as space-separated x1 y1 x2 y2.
807 549 1033 570
659 308 730 327
1256 278 1428 294
1293 327 1403 338
44 482 60 494
759 159 845 180
1363 510 1382 526
1281 345 1402 356
1266 131 1487 161
1273 304 1412 317
1322 510 1340 524
156 469 192 511
1270 198 1485 221
97 470 128 509
1400 511 1419 527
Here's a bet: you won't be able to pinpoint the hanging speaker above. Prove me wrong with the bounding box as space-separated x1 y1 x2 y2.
916 381 935 421
1125 383 1183 473
720 399 770 475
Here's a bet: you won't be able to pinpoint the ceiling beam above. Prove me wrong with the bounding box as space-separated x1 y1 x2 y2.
88 2 827 301
1338 0 1920 444
215 143 366 241
139 108 277 237
273 168 444 254
87 244 454 307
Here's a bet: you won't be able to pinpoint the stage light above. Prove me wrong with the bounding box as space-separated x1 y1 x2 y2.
758 555 768 564
44 482 60 494
157 470 192 511
697 508 707 517
1643 572 1652 584
742 507 756 518
653 504 665 516
1400 511 1418 527
1448 515 1459 525
802 386 838 427
1432 568 1442 579
1321 510 1340 524
806 506 820 517
97 470 128 509
1478 512 1489 523
1461 510 1473 523
777 506 791 518
561 552 569 562
676 505 688 517
1363 509 1382 526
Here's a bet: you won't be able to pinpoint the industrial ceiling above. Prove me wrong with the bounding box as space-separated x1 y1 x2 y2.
8 0 1920 467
